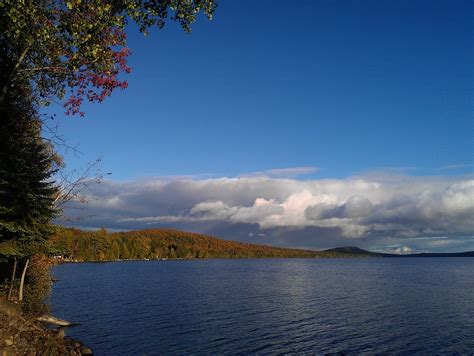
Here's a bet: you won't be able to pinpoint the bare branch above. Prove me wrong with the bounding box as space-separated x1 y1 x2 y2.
54 158 111 210
40 115 81 157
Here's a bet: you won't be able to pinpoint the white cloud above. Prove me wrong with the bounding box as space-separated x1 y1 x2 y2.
249 232 266 237
61 174 474 243
439 163 474 170
380 245 413 255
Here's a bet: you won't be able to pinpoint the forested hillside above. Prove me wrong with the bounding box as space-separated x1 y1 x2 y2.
47 228 374 261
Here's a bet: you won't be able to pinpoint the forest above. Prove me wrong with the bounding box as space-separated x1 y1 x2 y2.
47 227 375 261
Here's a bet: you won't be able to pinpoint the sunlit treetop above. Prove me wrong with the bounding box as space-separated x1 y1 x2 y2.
0 0 217 116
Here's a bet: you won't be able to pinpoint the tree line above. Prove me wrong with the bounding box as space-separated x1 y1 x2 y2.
48 228 326 261
48 227 373 261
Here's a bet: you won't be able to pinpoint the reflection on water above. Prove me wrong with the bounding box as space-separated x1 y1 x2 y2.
51 258 474 355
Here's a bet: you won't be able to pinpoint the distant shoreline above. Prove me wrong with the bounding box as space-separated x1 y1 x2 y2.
49 227 474 263
56 252 474 265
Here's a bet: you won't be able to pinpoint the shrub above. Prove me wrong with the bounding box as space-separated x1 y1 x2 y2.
23 254 53 317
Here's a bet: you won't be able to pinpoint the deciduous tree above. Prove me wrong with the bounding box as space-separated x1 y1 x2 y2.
0 0 217 115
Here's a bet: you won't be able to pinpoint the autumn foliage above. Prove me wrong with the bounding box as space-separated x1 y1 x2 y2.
0 0 217 116
48 227 371 261
48 228 322 261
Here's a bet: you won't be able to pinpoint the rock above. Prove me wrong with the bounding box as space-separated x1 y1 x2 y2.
81 347 93 354
4 338 14 346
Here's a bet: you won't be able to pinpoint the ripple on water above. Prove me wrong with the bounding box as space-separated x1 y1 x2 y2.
51 258 474 355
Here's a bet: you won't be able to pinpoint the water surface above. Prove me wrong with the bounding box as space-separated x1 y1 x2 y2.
51 258 474 354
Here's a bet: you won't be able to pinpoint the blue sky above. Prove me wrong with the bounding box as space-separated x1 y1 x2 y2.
54 0 472 180
54 0 473 252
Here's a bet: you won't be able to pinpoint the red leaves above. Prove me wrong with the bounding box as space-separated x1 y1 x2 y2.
65 96 84 117
63 27 131 116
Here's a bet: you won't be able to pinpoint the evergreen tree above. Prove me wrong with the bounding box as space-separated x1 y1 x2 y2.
0 103 58 247
0 86 59 303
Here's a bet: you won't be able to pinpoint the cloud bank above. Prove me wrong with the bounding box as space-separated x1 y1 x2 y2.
60 172 474 253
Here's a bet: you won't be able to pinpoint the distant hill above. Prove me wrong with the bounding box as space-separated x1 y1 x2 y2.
48 227 473 262
326 247 474 258
48 227 378 261
382 251 474 258
324 246 381 257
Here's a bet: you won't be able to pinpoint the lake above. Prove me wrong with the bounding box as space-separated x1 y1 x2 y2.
51 258 474 355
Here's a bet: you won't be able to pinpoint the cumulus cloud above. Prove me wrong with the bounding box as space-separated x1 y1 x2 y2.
305 195 373 220
59 173 474 250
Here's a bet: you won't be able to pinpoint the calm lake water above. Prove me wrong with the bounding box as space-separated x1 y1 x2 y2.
51 258 474 355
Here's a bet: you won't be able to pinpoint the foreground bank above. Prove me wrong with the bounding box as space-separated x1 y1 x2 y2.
0 299 92 355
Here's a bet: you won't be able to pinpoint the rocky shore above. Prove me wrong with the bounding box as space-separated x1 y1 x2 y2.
0 299 92 355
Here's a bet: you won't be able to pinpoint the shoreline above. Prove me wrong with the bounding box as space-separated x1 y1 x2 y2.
56 253 474 265
56 255 379 264
0 299 93 355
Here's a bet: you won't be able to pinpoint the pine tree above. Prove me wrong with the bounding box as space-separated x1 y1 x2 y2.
0 87 59 303
0 105 58 247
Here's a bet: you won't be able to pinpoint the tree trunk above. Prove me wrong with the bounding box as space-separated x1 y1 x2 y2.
0 45 30 103
18 258 29 302
7 258 17 301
